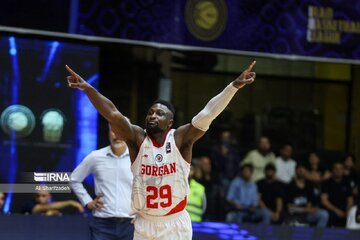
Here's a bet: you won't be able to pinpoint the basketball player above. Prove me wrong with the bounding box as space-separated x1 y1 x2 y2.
66 61 256 240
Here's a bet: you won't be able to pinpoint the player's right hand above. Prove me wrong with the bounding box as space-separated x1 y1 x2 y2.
65 65 90 91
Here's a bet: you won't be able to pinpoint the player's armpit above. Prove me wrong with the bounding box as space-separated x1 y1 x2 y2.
175 124 205 146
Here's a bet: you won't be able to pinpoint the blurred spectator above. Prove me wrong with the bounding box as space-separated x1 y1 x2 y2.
194 156 222 220
226 164 271 224
321 162 354 227
242 136 276 182
285 163 328 227
211 129 240 191
187 165 206 222
347 181 360 229
346 205 360 229
0 192 4 212
305 152 332 184
305 152 332 206
343 154 358 197
275 144 296 183
22 190 84 216
257 163 284 224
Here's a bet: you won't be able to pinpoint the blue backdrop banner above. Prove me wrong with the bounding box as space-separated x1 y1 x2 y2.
76 0 360 62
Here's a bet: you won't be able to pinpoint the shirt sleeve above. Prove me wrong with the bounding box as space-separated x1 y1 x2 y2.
227 179 238 203
242 151 253 165
70 153 94 206
321 180 329 194
252 184 259 206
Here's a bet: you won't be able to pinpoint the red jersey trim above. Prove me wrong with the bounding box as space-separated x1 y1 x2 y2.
165 196 187 216
174 141 191 166
146 129 172 148
131 135 147 166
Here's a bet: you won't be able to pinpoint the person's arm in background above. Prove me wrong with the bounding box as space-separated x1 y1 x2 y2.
32 200 84 214
304 169 322 183
70 153 94 207
227 179 242 211
321 193 346 218
322 170 332 181
347 195 354 213
70 153 105 210
258 193 267 209
274 197 283 220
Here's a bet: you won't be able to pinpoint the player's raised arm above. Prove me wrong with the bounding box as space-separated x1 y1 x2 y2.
65 65 140 142
175 61 256 149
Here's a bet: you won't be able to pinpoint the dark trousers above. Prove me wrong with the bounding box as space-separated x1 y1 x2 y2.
90 217 134 240
328 212 346 227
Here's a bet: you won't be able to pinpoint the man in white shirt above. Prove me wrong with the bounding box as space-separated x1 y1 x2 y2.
275 144 296 184
242 136 276 182
70 126 134 240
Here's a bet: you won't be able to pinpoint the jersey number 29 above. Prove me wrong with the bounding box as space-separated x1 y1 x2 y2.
146 185 172 209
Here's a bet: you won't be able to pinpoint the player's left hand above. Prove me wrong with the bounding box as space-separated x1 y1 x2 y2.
65 65 90 91
232 61 256 89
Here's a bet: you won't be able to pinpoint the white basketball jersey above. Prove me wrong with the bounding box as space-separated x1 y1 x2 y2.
131 129 190 216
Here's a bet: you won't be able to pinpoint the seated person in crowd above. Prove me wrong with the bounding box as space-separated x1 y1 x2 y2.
346 200 360 229
343 154 358 197
0 192 4 213
286 163 328 227
186 164 207 222
305 152 332 206
242 136 276 182
226 164 270 224
210 129 240 191
257 163 284 223
321 162 354 227
194 156 222 220
275 144 296 184
305 152 332 183
22 190 84 216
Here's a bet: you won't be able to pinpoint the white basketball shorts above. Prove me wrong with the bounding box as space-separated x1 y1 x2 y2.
133 210 192 240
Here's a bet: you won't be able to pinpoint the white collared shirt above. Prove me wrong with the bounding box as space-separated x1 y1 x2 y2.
70 146 134 218
275 157 296 183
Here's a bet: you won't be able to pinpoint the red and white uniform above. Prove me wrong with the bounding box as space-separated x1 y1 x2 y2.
131 129 192 240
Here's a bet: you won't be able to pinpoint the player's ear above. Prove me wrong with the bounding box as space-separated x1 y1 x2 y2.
168 119 174 128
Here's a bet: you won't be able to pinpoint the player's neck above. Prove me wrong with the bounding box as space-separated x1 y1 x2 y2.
148 130 169 147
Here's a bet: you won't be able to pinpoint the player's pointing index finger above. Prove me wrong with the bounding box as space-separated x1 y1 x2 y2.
246 61 256 73
65 65 76 76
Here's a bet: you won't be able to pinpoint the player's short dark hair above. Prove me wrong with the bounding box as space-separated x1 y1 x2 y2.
153 99 175 117
265 163 276 172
